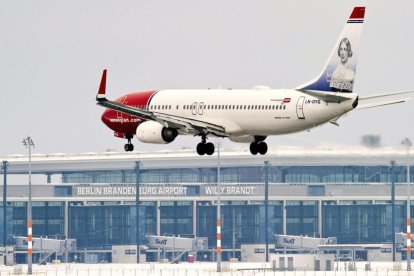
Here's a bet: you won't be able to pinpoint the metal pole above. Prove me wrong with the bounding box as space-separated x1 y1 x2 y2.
402 138 412 270
22 136 34 275
216 143 221 272
135 161 141 264
232 207 235 259
264 161 269 262
391 160 396 263
2 161 8 265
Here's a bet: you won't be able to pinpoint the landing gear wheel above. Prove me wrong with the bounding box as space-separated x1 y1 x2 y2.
250 142 259 155
124 143 134 152
197 143 206 155
258 142 268 155
205 142 215 155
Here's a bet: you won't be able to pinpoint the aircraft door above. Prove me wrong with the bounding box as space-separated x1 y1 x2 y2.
117 96 127 118
198 102 204 115
191 102 197 115
296 96 305 119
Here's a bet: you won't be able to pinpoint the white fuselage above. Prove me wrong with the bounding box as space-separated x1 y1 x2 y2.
147 88 357 140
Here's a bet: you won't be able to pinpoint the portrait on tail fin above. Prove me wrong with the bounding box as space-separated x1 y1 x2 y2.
330 37 355 92
296 7 365 93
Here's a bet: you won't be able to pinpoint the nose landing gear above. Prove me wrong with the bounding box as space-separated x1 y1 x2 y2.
196 136 215 155
124 136 134 152
249 136 268 155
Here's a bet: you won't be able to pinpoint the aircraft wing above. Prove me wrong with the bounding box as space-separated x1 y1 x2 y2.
355 97 414 110
355 90 414 110
359 90 414 100
96 70 227 137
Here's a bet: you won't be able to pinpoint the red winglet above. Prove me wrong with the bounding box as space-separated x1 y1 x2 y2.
349 7 365 19
98 69 107 95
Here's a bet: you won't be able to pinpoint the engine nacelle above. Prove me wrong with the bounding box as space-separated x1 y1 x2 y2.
136 121 178 144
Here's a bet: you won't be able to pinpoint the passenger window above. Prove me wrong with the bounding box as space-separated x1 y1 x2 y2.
258 105 261 110
284 105 286 110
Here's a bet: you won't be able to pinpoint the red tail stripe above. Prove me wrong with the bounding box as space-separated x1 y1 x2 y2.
98 69 107 94
349 7 365 19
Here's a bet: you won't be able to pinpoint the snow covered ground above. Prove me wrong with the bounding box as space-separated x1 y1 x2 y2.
1 262 414 276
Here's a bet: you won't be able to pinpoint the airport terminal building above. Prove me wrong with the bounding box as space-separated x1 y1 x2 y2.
1 147 413 262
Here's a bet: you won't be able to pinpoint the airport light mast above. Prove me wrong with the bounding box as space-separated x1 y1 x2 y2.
22 135 34 275
402 138 412 271
216 143 221 272
135 161 141 264
2 161 8 266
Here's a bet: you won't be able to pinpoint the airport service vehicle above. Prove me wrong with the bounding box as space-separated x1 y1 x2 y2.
96 6 413 155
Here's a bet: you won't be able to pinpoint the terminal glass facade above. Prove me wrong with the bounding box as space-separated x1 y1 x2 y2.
61 166 412 184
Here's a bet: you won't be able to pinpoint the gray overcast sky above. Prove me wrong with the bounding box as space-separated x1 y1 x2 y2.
1 0 413 155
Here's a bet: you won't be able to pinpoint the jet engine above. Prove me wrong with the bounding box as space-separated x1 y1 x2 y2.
136 121 178 144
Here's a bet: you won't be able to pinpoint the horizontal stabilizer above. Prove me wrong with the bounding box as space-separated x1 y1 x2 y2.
297 89 354 102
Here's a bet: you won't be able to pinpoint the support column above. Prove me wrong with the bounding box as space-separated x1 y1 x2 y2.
156 201 161 236
2 161 8 265
156 200 161 261
318 200 323 238
64 200 69 263
391 160 396 263
282 200 287 235
193 200 197 237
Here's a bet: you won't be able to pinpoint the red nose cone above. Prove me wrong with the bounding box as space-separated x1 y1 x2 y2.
101 109 112 127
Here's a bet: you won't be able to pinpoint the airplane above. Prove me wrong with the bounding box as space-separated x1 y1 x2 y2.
96 6 413 156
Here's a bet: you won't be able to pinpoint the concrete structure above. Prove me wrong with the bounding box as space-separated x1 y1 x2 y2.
270 253 335 271
112 245 146 263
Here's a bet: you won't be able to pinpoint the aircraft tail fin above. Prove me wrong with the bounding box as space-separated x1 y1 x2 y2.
296 7 365 93
97 69 108 101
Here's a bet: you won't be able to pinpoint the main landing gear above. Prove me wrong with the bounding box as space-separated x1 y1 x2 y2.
124 136 134 152
196 136 215 156
249 136 268 155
